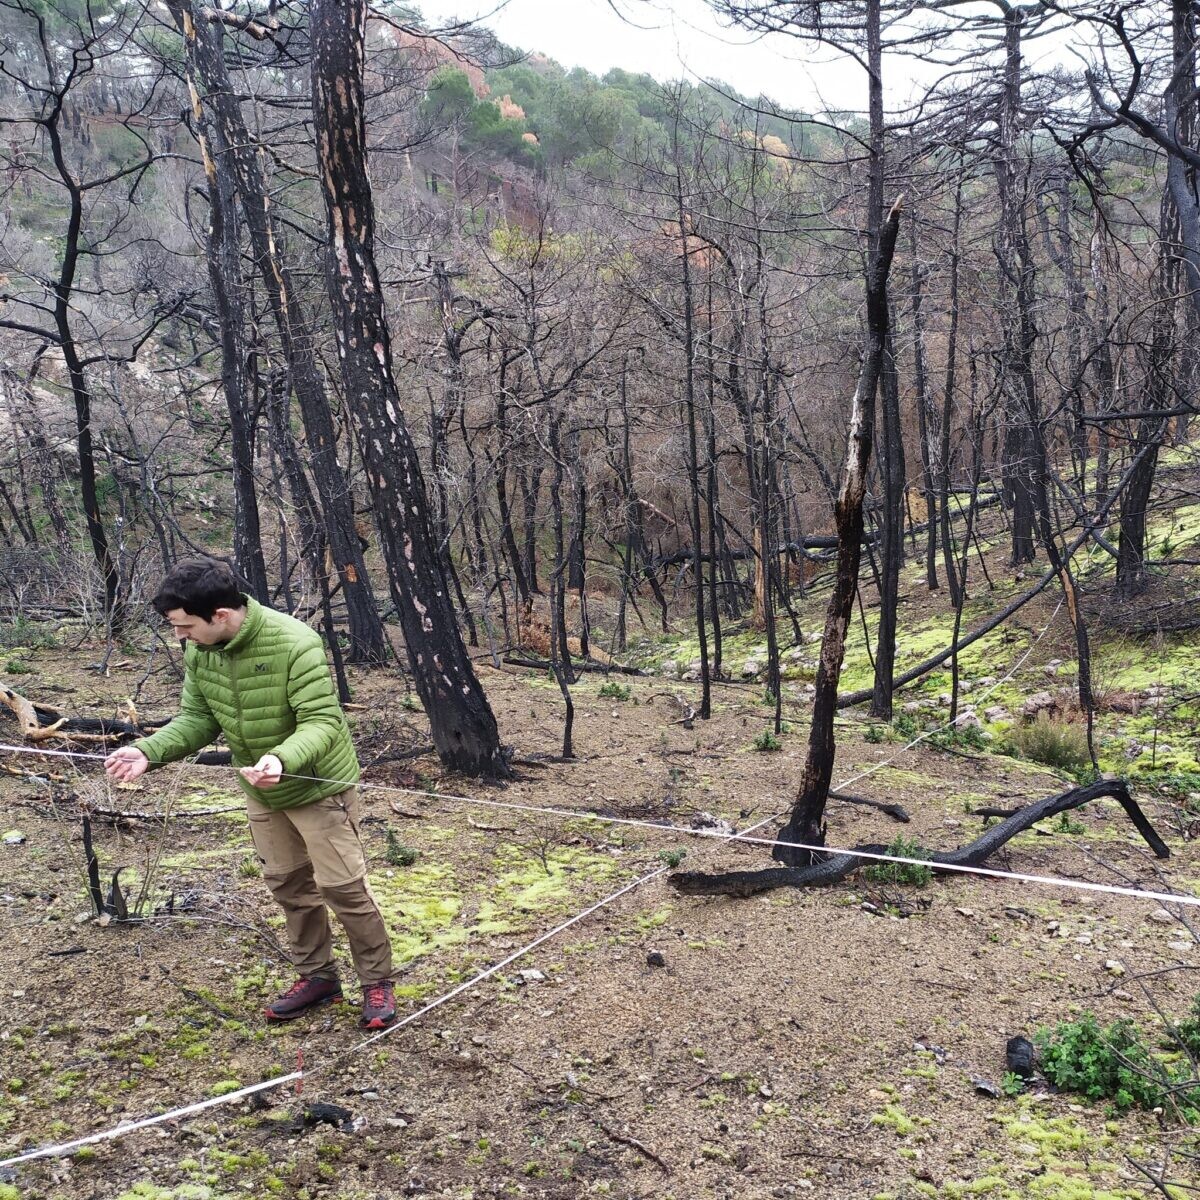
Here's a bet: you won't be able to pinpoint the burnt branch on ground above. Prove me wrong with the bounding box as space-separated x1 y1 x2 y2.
670 779 1168 898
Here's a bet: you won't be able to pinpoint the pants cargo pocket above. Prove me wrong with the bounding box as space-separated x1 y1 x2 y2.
293 789 369 890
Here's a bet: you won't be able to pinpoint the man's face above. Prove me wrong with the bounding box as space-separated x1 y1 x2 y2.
164 607 236 646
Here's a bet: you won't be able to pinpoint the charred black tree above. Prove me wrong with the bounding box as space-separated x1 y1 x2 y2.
310 0 509 777
166 0 386 662
774 192 905 867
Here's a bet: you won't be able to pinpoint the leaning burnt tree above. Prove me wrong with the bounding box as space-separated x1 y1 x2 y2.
309 0 509 776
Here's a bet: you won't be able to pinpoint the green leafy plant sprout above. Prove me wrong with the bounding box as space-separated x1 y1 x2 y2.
385 827 419 867
657 848 687 868
752 729 782 752
598 680 631 701
863 837 934 887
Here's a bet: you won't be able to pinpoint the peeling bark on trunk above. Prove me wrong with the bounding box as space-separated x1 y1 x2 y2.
310 0 508 777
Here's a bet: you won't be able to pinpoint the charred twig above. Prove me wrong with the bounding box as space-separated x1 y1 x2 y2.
592 1121 671 1174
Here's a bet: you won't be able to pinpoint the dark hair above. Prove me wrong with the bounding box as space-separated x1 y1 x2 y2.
152 556 246 621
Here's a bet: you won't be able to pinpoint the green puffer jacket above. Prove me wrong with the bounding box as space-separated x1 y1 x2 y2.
134 599 359 810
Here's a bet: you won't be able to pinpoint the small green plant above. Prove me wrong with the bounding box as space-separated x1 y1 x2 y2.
863 836 933 887
4 659 33 675
385 827 419 867
598 680 631 701
401 693 421 713
759 687 777 708
864 724 885 744
891 712 922 740
657 848 687 868
1036 1013 1166 1113
752 729 782 752
928 723 988 753
1055 811 1086 836
1001 1071 1026 1097
1005 713 1091 775
238 855 262 879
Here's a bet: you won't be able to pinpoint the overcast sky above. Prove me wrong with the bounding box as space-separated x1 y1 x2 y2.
413 0 1084 116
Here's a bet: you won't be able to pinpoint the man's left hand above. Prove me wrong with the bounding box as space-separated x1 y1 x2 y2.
241 754 283 789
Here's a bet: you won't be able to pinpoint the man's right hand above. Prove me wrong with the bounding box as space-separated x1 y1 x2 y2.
105 747 149 783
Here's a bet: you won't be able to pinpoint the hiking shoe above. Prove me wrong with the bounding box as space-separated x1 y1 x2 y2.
360 980 397 1030
264 976 342 1022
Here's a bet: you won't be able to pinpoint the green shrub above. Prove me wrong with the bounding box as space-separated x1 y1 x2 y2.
4 659 33 675
752 730 782 752
1172 994 1200 1058
657 848 687 868
598 680 631 701
1005 713 1091 774
863 837 933 887
385 828 419 867
863 724 885 744
1036 1013 1167 1113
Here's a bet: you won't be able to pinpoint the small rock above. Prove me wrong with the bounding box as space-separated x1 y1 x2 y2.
647 951 666 969
1023 691 1055 717
1005 1036 1036 1080
1104 959 1125 976
903 701 922 714
954 907 975 918
1045 920 1060 933
1148 910 1175 925
984 706 1010 722
956 712 983 729
976 677 997 688
385 1117 409 1129
518 969 546 985
1168 940 1194 952
938 693 952 707
972 1077 1001 1099
960 680 974 693
741 660 762 679
1113 989 1133 1002
2 831 26 846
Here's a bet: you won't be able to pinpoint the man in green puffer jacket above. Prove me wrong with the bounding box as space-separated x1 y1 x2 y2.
104 556 397 1029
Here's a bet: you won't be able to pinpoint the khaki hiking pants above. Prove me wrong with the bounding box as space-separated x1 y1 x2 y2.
245 787 394 985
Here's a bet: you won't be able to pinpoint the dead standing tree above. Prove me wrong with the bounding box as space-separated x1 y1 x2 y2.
161 0 387 662
309 0 509 776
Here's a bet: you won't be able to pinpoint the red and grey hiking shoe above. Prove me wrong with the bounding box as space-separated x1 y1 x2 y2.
264 977 342 1022
360 980 397 1030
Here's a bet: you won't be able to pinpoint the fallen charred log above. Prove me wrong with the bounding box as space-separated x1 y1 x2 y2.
671 779 1167 897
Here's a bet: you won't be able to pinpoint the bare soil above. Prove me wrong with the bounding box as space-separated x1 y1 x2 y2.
1 592 1199 1200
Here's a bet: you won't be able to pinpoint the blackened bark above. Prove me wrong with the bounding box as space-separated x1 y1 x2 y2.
870 326 905 720
174 14 268 602
908 216 938 591
994 8 1038 567
776 193 904 867
310 0 508 776
939 176 964 607
167 0 385 662
44 97 124 629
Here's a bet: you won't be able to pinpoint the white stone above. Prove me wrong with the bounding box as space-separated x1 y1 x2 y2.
1104 959 1125 976
1023 691 1055 717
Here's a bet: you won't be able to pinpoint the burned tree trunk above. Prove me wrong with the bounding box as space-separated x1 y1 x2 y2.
166 0 385 662
774 193 905 868
176 23 268 603
310 0 508 777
